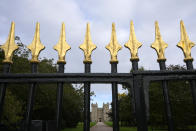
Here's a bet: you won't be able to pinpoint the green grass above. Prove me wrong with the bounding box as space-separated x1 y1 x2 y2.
104 121 166 131
104 121 113 127
119 127 137 131
105 121 196 131
90 122 97 127
62 122 97 131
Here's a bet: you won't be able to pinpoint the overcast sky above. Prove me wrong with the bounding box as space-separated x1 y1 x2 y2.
0 0 196 107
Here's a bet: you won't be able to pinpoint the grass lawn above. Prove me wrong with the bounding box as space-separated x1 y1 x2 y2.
62 122 97 131
104 121 169 131
104 121 113 127
105 121 196 131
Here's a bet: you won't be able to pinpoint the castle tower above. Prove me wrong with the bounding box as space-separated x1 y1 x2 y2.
91 103 98 122
103 102 110 121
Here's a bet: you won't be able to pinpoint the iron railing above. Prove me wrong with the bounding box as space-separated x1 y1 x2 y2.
0 21 196 131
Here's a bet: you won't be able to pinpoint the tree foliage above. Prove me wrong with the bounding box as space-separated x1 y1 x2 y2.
118 93 135 126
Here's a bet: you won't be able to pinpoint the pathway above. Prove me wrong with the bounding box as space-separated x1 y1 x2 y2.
90 122 112 131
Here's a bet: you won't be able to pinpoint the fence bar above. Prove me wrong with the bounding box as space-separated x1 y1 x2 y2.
84 63 91 131
185 60 196 112
56 63 65 131
132 60 138 71
111 62 119 131
133 75 148 131
25 63 38 131
131 59 138 120
0 63 11 121
158 60 174 131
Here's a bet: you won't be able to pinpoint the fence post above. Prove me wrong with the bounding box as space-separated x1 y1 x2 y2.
25 63 38 131
53 22 71 131
105 23 122 131
158 60 174 131
84 62 91 131
131 59 138 123
0 22 18 123
151 21 174 131
79 23 96 131
56 63 65 131
133 74 148 131
185 60 196 112
111 62 119 131
176 21 196 114
25 22 45 131
124 21 142 125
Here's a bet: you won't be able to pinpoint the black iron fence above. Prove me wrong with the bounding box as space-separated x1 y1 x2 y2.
0 21 196 131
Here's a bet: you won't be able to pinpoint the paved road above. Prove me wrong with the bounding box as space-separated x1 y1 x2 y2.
90 122 112 131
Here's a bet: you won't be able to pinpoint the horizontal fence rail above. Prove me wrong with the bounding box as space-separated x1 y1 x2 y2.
1 71 195 91
0 71 196 83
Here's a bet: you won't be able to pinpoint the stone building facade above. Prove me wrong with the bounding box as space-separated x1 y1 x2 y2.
91 103 110 122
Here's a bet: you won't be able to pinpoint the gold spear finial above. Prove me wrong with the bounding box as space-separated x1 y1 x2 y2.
0 22 19 64
106 23 122 63
125 21 142 61
151 21 168 61
53 23 71 64
177 20 195 61
27 22 45 63
79 23 96 63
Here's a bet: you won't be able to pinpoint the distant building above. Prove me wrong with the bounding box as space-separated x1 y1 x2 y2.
91 103 110 122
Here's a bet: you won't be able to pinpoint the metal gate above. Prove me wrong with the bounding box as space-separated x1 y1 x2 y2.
0 21 196 131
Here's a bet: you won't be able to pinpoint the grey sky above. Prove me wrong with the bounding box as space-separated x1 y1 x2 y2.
0 0 196 107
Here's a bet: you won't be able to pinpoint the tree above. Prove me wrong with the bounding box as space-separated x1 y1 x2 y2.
2 90 23 130
118 93 135 126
